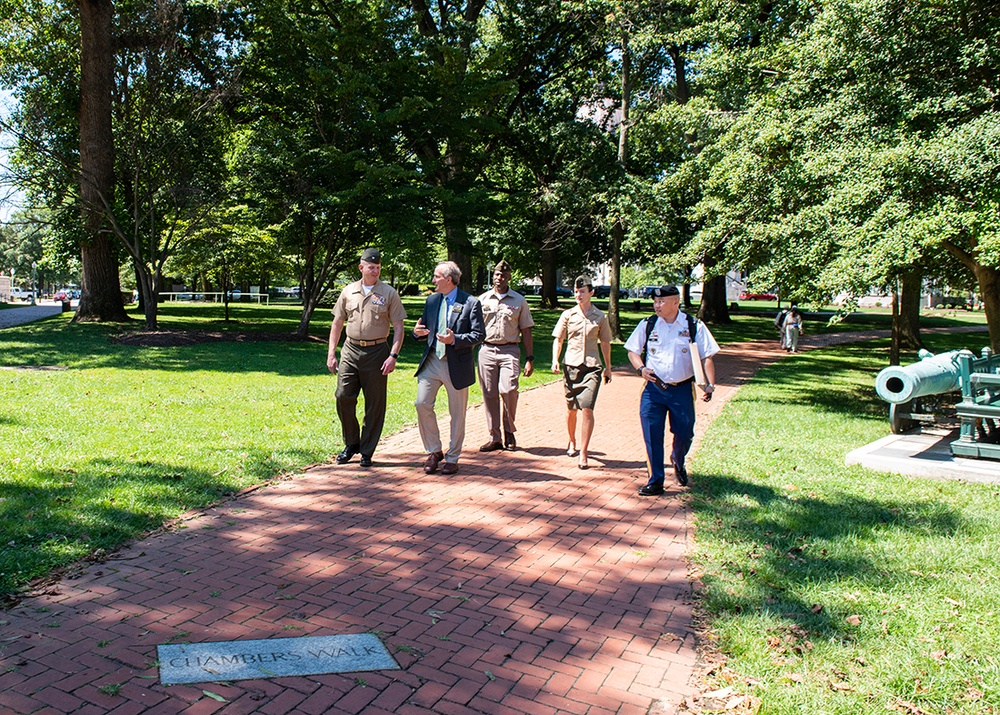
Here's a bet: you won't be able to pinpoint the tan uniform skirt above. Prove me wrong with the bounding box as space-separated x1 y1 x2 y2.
562 364 602 411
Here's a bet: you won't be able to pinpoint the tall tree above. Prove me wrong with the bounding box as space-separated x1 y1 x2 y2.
76 0 127 321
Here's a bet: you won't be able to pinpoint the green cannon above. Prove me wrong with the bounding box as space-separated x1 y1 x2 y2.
874 349 963 434
875 348 1000 459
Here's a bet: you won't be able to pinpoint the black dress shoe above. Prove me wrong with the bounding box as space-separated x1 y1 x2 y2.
638 483 665 497
479 440 504 452
504 433 517 451
674 465 689 486
336 445 360 464
360 455 373 467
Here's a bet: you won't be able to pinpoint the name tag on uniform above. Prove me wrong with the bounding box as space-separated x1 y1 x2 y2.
371 294 386 306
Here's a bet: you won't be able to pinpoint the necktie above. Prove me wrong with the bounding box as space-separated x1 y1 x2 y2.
436 296 448 359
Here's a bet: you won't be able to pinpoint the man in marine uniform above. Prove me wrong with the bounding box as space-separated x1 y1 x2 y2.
625 284 720 494
327 247 407 467
477 260 534 452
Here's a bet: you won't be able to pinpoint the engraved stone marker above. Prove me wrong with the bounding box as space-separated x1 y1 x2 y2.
158 633 400 685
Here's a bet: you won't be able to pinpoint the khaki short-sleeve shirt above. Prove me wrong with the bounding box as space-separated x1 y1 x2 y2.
333 280 406 341
479 289 534 344
552 304 610 367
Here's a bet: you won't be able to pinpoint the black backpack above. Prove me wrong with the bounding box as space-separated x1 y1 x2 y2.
639 313 697 363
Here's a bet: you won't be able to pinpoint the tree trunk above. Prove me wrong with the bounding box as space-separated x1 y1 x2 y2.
607 32 631 341
698 271 732 324
681 264 693 310
539 245 559 309
897 268 924 350
609 233 622 337
133 263 145 314
75 0 127 323
608 220 624 340
444 208 473 293
298 298 320 338
974 264 1000 353
890 288 901 366
134 260 159 330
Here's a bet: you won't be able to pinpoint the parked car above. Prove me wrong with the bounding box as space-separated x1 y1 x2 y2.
593 285 629 299
53 290 70 301
641 286 660 298
738 291 778 301
9 287 34 300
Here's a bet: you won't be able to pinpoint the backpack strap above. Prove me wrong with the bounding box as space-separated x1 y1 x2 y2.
687 313 697 342
640 315 657 363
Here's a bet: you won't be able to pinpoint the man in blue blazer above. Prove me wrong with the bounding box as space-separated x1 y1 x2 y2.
413 261 486 475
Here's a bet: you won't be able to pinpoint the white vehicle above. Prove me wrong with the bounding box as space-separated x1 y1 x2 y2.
9 287 34 301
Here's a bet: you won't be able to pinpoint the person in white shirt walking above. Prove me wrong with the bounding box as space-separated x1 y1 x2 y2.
625 285 720 494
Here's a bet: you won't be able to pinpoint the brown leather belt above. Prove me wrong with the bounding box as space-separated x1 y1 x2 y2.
484 341 517 346
348 338 387 347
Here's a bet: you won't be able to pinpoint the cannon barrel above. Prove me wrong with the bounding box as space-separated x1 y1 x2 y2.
875 349 963 404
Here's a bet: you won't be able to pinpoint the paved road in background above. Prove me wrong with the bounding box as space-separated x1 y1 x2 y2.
0 303 67 329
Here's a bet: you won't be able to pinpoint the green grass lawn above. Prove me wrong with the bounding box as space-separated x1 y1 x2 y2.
690 330 1000 714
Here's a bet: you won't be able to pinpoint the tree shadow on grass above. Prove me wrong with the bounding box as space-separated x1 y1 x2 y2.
0 448 325 599
690 472 965 639
748 347 889 422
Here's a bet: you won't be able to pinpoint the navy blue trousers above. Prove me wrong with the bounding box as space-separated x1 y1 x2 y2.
639 379 696 486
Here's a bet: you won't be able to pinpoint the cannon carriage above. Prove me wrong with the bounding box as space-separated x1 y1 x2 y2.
875 347 1000 460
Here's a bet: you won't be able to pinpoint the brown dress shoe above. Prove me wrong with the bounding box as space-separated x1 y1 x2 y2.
479 440 503 452
424 451 444 474
440 461 459 475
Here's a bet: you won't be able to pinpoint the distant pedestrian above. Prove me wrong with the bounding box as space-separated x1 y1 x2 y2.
625 285 719 494
327 247 407 467
774 306 789 348
551 275 612 470
781 306 804 352
413 261 486 475
478 260 534 452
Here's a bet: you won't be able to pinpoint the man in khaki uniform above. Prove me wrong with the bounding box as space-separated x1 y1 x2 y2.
327 247 406 467
477 260 534 452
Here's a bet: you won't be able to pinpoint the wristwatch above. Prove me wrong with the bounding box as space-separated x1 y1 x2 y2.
525 355 534 361
389 352 399 358
635 366 645 376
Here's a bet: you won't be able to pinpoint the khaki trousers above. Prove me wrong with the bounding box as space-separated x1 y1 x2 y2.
478 343 521 441
415 353 469 464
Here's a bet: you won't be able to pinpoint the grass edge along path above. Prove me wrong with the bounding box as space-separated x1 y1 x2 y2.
683 326 999 715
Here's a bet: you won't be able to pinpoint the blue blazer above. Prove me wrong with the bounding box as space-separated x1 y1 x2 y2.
413 289 486 390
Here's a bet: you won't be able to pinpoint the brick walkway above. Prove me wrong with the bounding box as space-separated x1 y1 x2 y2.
3 325 979 715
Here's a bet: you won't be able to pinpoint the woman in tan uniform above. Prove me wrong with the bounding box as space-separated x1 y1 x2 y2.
551 275 613 469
